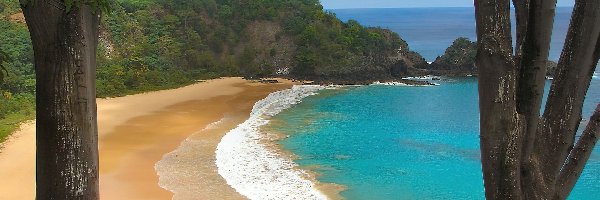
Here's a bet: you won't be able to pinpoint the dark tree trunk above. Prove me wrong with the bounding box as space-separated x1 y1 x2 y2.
475 0 600 199
475 0 524 199
21 0 100 199
515 0 557 198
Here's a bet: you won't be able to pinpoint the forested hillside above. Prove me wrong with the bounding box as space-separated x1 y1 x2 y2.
0 0 427 141
0 1 34 142
98 0 426 87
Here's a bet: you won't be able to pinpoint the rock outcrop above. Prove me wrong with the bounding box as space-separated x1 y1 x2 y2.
428 37 477 76
424 37 558 77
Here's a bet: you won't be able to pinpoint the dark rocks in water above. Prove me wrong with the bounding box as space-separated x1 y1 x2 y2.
424 37 560 77
396 79 437 86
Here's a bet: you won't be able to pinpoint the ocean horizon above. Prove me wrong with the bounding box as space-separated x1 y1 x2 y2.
330 7 574 62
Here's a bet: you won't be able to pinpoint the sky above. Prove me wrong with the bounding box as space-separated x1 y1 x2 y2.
321 0 575 9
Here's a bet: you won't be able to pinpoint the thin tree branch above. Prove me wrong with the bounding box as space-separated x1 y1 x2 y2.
535 0 600 191
515 2 557 198
512 0 530 61
517 0 556 156
555 103 600 199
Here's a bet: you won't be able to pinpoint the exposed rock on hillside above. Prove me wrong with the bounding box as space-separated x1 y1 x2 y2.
428 37 477 76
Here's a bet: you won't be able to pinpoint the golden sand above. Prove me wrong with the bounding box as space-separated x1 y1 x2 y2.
0 77 293 199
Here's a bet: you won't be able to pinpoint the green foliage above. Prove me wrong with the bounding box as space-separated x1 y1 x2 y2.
0 1 19 15
100 0 411 80
0 8 36 140
0 15 35 94
0 92 34 143
0 0 422 140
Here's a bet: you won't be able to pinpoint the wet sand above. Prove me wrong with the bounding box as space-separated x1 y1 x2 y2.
0 77 292 199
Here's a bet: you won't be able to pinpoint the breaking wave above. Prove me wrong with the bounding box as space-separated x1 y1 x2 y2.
215 85 328 200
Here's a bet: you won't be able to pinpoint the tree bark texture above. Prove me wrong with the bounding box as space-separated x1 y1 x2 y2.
21 0 100 199
475 0 524 199
475 0 600 199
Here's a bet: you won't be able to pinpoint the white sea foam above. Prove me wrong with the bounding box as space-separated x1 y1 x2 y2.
204 117 226 130
593 72 599 80
371 81 411 86
215 85 328 200
371 81 439 86
402 75 441 80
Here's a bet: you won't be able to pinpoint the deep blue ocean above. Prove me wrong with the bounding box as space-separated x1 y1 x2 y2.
272 8 600 200
330 7 572 61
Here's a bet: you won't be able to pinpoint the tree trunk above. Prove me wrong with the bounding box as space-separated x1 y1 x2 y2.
21 0 100 199
476 0 600 199
475 0 524 199
515 0 557 198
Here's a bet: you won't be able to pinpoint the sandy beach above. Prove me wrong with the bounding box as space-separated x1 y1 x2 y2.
0 77 293 200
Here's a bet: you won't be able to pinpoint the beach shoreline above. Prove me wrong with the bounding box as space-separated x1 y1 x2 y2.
261 121 348 200
213 85 353 200
0 77 306 200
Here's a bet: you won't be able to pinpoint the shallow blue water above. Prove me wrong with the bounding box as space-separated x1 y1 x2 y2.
270 7 599 200
273 78 600 199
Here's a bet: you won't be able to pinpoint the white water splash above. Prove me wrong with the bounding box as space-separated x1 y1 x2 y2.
215 85 328 200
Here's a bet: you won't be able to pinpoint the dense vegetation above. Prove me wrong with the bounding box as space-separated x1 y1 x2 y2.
0 1 35 143
0 0 428 142
97 0 425 86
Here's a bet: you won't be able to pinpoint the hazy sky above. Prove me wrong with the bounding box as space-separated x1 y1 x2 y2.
321 0 575 9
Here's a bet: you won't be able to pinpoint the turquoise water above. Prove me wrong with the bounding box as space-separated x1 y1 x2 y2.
272 78 600 199
270 7 600 199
